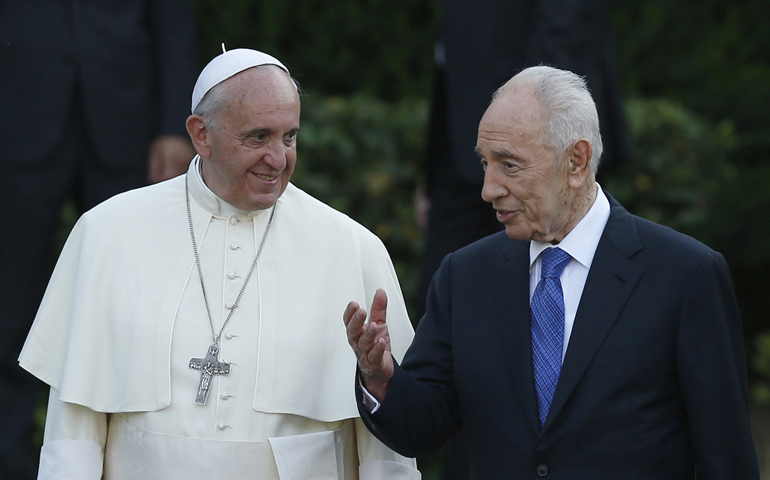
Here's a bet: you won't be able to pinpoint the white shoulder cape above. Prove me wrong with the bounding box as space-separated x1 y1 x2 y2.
20 174 414 422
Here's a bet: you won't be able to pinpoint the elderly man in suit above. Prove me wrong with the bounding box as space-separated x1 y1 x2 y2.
345 65 759 478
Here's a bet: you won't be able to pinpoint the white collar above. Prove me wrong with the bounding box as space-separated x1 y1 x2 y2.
187 155 268 218
529 184 611 270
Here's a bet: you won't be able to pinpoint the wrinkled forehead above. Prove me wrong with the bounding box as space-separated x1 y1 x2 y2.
482 86 544 132
213 68 301 132
220 66 301 112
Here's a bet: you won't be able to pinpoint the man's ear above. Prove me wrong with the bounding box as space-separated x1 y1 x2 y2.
567 139 593 188
186 115 212 159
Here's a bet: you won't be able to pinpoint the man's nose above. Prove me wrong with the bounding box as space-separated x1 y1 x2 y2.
481 168 506 203
262 140 288 169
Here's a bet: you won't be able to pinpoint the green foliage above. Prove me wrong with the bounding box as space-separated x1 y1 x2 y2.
194 0 440 100
603 97 739 239
292 94 429 316
609 0 770 163
610 1 770 120
753 333 770 404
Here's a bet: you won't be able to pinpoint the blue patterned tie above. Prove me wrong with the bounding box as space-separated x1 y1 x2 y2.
531 247 571 426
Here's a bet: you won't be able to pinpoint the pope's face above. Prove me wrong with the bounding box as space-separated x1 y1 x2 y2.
200 66 300 211
476 85 575 243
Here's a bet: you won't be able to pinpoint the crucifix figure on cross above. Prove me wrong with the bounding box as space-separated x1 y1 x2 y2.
189 343 231 405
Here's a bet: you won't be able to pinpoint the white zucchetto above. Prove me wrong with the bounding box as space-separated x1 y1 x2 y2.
191 47 290 113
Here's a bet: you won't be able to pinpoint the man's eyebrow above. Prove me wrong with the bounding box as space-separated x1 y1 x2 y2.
241 128 272 138
475 146 520 161
492 149 519 160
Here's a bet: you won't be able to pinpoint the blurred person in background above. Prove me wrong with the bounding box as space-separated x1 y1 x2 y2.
0 1 197 477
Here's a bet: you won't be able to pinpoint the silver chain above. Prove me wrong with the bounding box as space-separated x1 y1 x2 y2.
185 174 276 345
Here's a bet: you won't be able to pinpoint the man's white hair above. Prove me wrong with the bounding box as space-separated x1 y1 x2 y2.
493 66 603 173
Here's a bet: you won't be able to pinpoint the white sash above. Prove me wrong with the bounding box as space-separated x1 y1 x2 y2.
104 416 343 480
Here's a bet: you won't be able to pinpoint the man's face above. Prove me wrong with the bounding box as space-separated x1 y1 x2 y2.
200 66 300 211
476 85 575 243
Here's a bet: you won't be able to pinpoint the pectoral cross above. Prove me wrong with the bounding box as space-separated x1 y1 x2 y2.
189 344 231 405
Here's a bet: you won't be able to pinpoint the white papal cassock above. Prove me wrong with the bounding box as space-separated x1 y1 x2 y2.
20 157 420 480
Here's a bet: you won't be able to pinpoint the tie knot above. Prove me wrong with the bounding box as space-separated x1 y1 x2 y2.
540 247 571 279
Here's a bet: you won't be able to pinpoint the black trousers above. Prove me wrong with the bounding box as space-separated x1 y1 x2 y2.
0 93 146 479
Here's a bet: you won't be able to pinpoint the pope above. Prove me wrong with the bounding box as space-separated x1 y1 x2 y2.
20 47 420 480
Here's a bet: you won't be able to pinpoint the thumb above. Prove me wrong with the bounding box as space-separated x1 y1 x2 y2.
369 288 388 325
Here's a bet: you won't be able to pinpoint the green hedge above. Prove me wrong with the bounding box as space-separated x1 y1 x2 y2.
293 94 429 318
194 0 438 100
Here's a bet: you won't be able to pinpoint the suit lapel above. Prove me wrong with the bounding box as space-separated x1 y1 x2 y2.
542 197 643 431
492 239 541 435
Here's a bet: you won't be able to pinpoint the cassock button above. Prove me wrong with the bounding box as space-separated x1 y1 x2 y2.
227 272 237 280
221 392 230 400
229 217 238 225
218 423 227 430
226 302 235 309
230 243 239 250
225 332 237 339
536 465 549 477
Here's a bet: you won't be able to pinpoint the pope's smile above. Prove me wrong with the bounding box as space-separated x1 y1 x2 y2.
252 172 279 182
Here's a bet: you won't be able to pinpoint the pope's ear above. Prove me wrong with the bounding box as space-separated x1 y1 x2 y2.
186 115 212 159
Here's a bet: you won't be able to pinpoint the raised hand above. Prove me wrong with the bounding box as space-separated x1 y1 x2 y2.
344 288 394 401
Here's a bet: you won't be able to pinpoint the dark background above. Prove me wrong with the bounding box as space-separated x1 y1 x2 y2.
51 0 770 475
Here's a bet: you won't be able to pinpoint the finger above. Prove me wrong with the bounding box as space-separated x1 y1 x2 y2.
346 306 367 335
369 289 388 325
346 307 368 349
358 321 378 353
366 336 387 368
343 301 362 328
368 322 391 355
373 322 391 349
362 323 390 368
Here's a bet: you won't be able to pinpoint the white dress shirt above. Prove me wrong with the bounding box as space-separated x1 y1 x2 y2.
529 185 610 359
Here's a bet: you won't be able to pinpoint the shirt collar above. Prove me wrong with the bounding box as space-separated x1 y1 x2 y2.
187 155 262 218
529 184 611 270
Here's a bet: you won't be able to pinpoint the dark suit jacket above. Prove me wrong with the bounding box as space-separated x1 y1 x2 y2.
0 0 196 169
359 195 759 479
